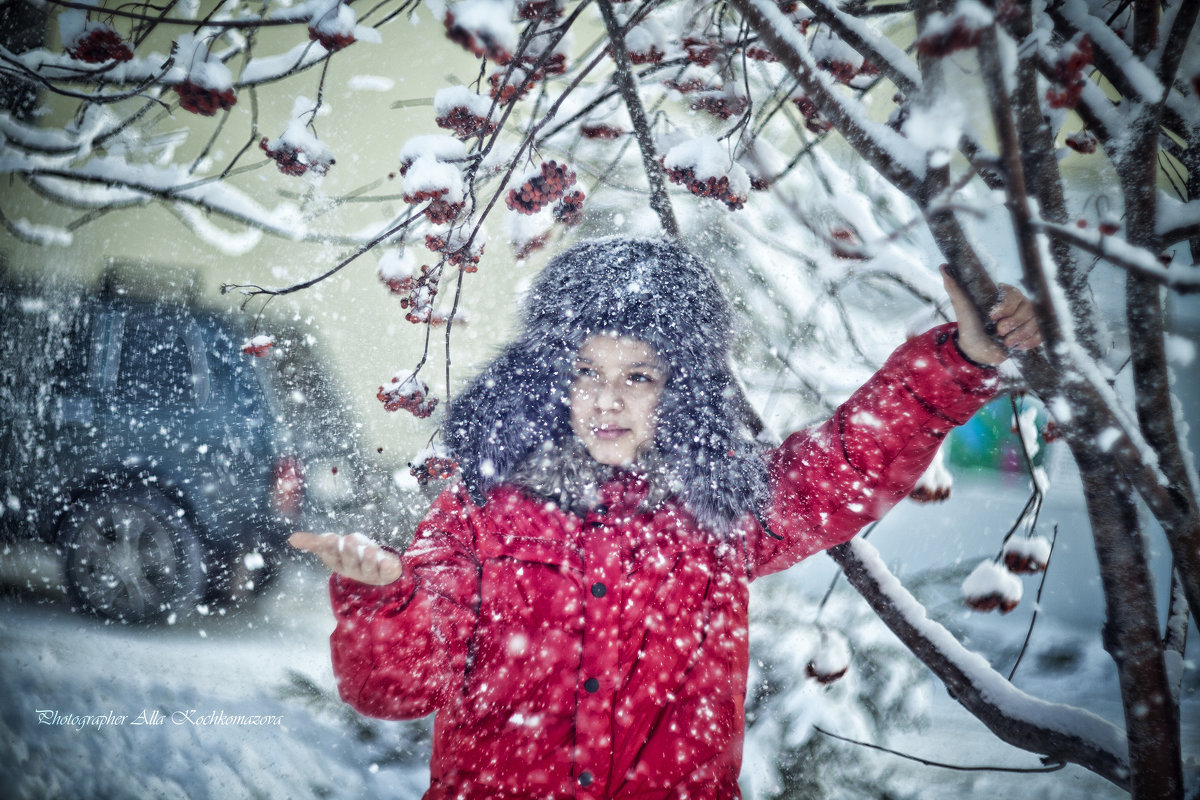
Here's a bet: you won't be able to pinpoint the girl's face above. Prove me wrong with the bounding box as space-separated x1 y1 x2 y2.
569 334 667 467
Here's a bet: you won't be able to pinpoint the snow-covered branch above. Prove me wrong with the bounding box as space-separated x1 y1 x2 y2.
1036 221 1200 293
827 537 1130 790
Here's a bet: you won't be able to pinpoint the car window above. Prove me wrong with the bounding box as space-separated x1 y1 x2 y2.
115 315 198 407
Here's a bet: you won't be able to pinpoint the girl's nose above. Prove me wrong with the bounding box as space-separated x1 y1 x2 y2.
594 382 624 411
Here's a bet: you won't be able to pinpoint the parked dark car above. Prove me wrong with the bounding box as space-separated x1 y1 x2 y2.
0 263 382 623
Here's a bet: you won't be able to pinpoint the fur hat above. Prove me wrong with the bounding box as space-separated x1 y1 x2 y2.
442 236 767 531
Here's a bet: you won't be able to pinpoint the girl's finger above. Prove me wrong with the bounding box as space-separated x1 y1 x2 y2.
1002 317 1043 350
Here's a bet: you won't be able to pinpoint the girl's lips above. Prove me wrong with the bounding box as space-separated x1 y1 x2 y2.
591 426 629 440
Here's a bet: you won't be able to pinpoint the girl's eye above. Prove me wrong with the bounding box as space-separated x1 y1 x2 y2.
627 372 656 385
572 366 597 380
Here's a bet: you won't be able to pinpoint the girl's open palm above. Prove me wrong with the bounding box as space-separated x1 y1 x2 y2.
289 531 403 585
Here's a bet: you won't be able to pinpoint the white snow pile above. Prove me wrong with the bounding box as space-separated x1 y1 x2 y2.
961 559 1023 608
403 157 465 203
171 33 234 90
399 135 467 171
377 247 417 283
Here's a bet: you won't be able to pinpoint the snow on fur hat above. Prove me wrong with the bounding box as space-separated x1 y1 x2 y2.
443 236 768 531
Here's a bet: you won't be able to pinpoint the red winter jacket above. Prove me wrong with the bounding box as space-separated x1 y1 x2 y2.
328 325 997 799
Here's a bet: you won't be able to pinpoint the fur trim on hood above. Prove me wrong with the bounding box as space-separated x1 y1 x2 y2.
442 236 768 532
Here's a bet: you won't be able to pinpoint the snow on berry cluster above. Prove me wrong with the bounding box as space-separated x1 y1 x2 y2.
810 32 868 84
663 137 750 211
434 85 499 140
444 0 519 64
1046 34 1093 109
60 12 134 63
914 1 993 58
1001 535 1051 574
304 0 362 52
790 90 832 133
961 559 1023 614
378 248 418 295
1064 129 1098 154
908 447 952 503
402 155 466 224
377 371 438 417
409 446 459 485
377 248 446 323
506 161 577 215
260 97 335 177
241 334 275 357
516 0 564 20
805 631 850 685
626 19 667 65
426 227 485 273
171 33 238 116
399 136 467 177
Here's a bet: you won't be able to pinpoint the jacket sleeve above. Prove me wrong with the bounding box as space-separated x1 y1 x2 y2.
748 324 999 579
328 485 481 719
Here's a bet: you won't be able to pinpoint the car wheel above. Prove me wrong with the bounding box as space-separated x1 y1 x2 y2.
60 487 204 623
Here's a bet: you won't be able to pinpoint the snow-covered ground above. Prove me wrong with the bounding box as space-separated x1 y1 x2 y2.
1 468 1196 799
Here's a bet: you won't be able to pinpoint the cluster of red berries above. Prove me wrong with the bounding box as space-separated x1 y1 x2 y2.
908 484 951 503
410 455 459 485
513 231 550 260
241 336 275 357
436 105 499 140
1073 217 1120 235
404 186 463 225
308 26 355 52
682 36 720 67
964 590 1020 614
488 69 532 104
506 161 577 214
68 27 134 63
665 74 712 94
1064 129 1097 154
915 18 985 58
1002 545 1048 575
399 270 442 323
745 45 776 63
517 0 563 20
377 374 439 417
664 166 746 211
1046 35 1093 109
628 44 665 65
259 138 333 177
553 190 586 227
425 233 483 273
580 122 623 140
690 93 748 120
791 94 832 133
816 57 862 85
175 81 237 116
444 11 511 63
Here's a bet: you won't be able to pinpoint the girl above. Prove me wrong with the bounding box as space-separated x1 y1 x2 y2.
291 237 1041 799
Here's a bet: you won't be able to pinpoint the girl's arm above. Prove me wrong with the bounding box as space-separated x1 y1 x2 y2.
748 274 1040 578
293 486 482 720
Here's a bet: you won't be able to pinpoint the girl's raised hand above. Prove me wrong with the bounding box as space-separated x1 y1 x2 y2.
941 266 1043 366
288 532 403 585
